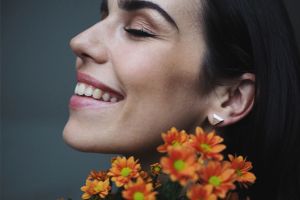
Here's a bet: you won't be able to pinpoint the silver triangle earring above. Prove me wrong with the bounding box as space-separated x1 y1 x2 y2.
211 114 224 126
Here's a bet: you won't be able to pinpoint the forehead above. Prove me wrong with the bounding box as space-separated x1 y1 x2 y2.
156 0 203 33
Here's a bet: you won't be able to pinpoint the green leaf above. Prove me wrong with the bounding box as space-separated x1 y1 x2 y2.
89 195 102 200
156 180 183 200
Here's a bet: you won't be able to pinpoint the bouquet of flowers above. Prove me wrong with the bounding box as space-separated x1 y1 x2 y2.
80 127 256 200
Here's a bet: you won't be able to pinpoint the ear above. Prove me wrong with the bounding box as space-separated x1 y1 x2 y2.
207 73 255 127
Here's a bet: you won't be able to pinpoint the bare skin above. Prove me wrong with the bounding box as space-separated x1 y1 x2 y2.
63 0 255 164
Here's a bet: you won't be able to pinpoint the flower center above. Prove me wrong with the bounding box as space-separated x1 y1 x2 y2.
209 176 221 187
121 167 132 177
236 169 242 176
172 141 181 147
174 160 185 171
154 166 161 172
133 192 144 200
94 182 103 192
200 143 211 152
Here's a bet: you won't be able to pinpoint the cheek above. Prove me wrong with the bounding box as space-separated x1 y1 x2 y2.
113 42 205 124
114 43 200 94
116 48 165 89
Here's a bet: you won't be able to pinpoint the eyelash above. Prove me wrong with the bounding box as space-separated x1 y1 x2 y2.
123 27 156 38
100 2 156 38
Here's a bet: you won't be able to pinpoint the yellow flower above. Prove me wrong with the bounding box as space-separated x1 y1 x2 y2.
198 161 236 198
108 156 141 187
160 146 198 186
187 184 217 200
228 154 256 184
122 177 157 200
80 179 111 199
157 127 189 153
190 127 226 161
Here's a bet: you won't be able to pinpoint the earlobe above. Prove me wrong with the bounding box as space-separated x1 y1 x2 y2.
208 113 224 126
207 73 255 127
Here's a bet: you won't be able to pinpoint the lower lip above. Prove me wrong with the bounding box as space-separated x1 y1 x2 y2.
69 95 116 109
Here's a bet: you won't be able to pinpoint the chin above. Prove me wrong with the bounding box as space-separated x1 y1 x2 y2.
62 118 102 153
62 118 156 154
63 122 91 152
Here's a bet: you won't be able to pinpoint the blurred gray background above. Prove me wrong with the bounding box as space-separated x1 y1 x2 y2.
1 0 300 199
1 0 113 199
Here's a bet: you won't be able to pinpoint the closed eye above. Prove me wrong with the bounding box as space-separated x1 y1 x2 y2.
124 27 156 38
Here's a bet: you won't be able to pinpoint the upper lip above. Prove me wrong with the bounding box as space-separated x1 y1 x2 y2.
77 72 124 99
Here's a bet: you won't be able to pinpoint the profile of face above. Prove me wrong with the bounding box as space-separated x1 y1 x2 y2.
63 0 254 155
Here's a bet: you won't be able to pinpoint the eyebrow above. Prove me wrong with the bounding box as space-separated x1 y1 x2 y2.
117 0 179 31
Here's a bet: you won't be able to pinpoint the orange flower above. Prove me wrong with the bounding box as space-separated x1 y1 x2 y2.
228 154 256 184
226 192 240 200
199 161 236 198
157 127 189 153
122 177 157 200
139 170 153 184
108 156 141 187
81 180 97 199
87 170 108 181
160 146 198 186
81 179 111 199
187 184 217 200
190 127 226 161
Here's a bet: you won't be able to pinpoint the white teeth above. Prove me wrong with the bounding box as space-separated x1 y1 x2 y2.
77 83 86 95
74 82 120 102
85 86 94 97
102 92 110 101
74 84 79 94
92 88 103 100
110 97 118 103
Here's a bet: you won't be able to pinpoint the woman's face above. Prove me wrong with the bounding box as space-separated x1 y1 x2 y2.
63 0 209 153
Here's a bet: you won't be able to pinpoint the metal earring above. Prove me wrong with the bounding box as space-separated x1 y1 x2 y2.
211 114 224 126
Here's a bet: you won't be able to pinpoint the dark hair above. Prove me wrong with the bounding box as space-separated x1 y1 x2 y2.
201 0 300 199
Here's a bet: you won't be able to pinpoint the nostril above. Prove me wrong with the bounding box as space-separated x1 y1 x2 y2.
81 52 92 59
70 38 92 59
69 28 109 64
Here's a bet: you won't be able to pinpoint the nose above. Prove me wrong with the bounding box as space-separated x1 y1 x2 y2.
70 23 109 64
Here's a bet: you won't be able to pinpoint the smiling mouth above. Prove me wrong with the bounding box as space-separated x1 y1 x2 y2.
74 82 121 103
74 72 125 103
